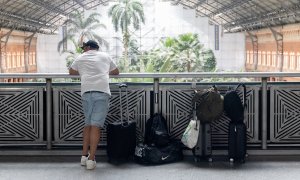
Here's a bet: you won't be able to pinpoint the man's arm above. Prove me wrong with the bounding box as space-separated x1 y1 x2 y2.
109 68 119 75
69 68 79 75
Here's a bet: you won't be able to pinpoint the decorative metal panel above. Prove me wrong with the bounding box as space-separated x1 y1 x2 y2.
53 89 84 143
53 87 150 144
0 89 43 143
270 86 300 143
106 88 150 143
161 85 259 146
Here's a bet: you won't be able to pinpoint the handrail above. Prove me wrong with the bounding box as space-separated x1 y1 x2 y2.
1 71 299 150
0 72 300 78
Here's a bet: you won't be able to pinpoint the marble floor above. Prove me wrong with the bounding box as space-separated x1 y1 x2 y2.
0 155 300 180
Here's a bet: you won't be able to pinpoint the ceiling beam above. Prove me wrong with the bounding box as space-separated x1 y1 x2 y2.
207 0 252 17
24 0 67 16
0 11 56 30
193 0 207 9
171 0 183 6
73 0 86 9
225 3 300 32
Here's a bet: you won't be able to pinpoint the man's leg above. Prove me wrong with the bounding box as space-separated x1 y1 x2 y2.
82 126 91 156
88 126 100 160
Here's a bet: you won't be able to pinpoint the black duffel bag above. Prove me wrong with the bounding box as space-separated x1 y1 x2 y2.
134 141 183 165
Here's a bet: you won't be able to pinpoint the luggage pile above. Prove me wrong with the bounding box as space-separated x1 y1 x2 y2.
106 83 248 165
184 86 224 162
181 84 248 163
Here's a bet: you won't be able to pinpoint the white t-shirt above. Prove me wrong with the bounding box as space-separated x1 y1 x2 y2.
71 50 117 96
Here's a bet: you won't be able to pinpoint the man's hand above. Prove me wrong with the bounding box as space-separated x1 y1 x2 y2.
69 68 79 75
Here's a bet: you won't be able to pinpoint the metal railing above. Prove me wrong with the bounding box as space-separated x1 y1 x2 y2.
1 72 300 155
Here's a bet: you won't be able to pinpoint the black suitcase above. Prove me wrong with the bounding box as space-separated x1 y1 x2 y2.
226 84 247 163
192 122 212 162
107 84 136 161
228 121 247 163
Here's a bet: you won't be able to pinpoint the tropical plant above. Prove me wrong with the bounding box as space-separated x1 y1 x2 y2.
65 38 83 68
202 49 216 72
149 34 205 73
171 33 204 72
108 0 145 72
57 9 108 53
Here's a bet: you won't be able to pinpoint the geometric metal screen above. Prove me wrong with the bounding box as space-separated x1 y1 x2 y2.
53 89 84 143
270 85 300 144
0 89 44 143
161 84 260 148
162 89 194 140
106 87 150 143
53 86 151 145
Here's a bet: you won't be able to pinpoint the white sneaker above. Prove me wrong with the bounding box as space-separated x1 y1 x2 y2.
81 155 89 166
86 159 96 170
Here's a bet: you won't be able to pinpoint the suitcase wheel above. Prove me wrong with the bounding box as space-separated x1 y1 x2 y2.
240 158 246 163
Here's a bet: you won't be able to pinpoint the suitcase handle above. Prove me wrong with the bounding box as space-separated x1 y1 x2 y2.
118 83 130 124
235 84 247 123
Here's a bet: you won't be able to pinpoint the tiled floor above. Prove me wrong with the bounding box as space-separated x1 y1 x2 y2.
0 155 300 180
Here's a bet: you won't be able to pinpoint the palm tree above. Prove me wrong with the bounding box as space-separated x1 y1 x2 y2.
108 0 145 71
65 38 83 68
172 33 204 72
57 9 108 53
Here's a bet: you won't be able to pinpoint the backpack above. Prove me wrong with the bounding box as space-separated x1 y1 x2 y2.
224 84 246 122
144 113 170 147
191 86 224 124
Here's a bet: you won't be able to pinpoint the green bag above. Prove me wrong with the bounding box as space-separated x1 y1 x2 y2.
192 86 224 124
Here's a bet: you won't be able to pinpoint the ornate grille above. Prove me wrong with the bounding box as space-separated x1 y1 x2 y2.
270 86 300 143
0 89 43 143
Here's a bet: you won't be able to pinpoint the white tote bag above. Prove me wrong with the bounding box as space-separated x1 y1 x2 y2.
181 119 200 149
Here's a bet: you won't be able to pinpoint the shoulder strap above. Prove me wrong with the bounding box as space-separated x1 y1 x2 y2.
235 83 247 108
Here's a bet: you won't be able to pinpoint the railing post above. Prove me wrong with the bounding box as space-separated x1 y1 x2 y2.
46 78 53 150
153 78 159 113
261 77 268 149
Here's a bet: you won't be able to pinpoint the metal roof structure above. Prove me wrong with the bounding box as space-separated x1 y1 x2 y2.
171 0 300 33
0 0 300 34
0 0 110 34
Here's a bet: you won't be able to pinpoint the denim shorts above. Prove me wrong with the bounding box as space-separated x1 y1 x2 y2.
82 91 110 128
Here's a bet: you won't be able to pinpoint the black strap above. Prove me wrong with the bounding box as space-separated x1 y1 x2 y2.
235 84 247 108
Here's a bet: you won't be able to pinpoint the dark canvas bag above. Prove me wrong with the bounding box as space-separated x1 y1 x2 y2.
192 86 224 124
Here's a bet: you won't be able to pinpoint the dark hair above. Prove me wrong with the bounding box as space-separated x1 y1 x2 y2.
81 40 99 49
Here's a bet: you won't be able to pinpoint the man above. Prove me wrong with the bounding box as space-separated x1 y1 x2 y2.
69 40 119 170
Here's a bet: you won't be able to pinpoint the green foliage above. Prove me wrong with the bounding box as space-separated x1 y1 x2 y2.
58 10 108 54
202 49 216 72
58 10 108 68
116 33 219 82
108 0 145 71
145 33 207 74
